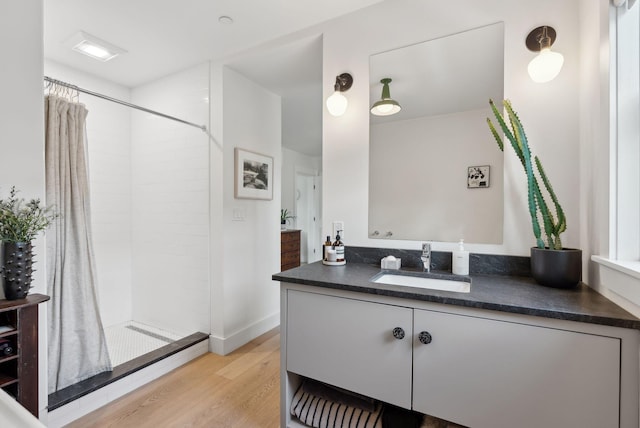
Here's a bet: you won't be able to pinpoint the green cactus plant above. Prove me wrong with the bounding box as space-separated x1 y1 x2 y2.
486 99 566 250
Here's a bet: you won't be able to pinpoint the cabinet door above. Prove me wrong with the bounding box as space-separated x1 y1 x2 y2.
413 309 621 428
286 290 413 408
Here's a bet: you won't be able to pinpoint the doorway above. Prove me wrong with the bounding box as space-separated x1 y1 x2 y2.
295 169 322 264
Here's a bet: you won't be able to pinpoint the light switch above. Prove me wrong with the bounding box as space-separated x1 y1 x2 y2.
233 208 245 221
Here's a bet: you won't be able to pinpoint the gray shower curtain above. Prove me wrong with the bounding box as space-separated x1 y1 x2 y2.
45 95 112 393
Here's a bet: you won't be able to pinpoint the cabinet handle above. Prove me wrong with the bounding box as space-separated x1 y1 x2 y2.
418 331 432 345
392 327 405 340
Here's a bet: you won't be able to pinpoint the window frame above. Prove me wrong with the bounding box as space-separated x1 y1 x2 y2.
611 0 640 263
592 0 640 314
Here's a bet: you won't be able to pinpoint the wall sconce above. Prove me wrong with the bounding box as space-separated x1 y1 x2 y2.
526 26 564 83
370 78 401 116
326 73 353 117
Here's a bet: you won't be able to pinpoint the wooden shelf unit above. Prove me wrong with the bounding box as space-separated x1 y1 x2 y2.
281 230 301 271
0 293 49 417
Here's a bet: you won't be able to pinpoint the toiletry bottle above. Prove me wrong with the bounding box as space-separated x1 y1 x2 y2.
452 239 469 275
333 232 345 262
323 235 331 261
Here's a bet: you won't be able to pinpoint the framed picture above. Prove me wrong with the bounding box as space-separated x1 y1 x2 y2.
467 165 490 188
234 148 274 200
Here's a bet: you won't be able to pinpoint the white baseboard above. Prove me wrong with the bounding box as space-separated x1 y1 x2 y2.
209 312 280 355
44 339 209 428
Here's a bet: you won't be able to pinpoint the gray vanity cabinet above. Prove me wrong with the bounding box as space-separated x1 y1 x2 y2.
286 289 413 408
281 284 638 428
412 308 620 427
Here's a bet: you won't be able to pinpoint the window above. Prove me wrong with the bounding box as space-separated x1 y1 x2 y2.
592 0 640 313
612 0 640 262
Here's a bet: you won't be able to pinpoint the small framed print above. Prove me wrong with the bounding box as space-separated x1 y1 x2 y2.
234 148 274 200
467 165 490 188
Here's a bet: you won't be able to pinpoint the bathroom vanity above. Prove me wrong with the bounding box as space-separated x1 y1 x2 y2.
273 262 640 428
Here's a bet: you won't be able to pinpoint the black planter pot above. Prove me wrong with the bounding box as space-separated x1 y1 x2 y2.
1 241 34 300
530 247 582 289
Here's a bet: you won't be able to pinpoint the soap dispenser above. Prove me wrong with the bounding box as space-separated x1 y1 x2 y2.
452 239 469 275
333 231 345 263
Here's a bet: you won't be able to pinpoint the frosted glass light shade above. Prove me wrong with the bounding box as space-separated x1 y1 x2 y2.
75 42 112 60
528 48 564 83
370 100 401 116
370 78 401 116
326 91 348 116
67 31 127 62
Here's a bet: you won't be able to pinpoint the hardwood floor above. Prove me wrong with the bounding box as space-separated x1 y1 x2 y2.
66 328 281 428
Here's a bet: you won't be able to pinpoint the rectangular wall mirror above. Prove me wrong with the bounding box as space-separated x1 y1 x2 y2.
368 22 505 244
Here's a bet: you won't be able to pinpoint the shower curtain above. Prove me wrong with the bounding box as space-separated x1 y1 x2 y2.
45 95 112 393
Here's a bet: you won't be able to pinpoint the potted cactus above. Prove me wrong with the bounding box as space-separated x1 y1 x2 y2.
487 99 581 288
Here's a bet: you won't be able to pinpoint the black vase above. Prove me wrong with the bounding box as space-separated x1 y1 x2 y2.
1 241 34 300
530 247 582 289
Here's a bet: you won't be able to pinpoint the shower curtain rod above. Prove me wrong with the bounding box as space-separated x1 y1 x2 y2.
44 76 209 134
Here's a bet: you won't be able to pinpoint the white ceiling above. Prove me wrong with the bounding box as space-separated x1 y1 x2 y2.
44 0 380 87
44 0 383 157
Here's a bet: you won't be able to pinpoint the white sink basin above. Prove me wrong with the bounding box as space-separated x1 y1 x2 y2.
372 273 471 293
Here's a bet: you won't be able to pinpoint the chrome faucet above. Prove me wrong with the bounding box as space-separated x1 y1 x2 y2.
420 243 431 272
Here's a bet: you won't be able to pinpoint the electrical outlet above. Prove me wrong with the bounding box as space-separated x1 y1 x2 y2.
332 221 344 239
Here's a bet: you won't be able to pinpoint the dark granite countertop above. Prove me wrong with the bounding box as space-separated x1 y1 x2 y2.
272 261 640 331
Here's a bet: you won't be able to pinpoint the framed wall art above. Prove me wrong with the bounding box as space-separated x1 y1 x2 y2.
234 147 274 200
467 165 490 188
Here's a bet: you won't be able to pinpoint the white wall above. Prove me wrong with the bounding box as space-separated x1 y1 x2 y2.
0 0 48 418
130 63 211 336
581 0 611 284
208 65 281 354
0 0 45 293
320 0 581 257
44 60 133 328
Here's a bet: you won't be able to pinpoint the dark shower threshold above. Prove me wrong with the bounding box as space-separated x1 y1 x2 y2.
48 331 209 411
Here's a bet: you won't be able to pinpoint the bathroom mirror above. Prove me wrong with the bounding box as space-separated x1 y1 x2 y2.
369 22 504 243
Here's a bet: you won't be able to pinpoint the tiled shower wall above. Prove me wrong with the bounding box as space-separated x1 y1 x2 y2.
130 63 211 337
44 60 133 328
44 60 210 337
